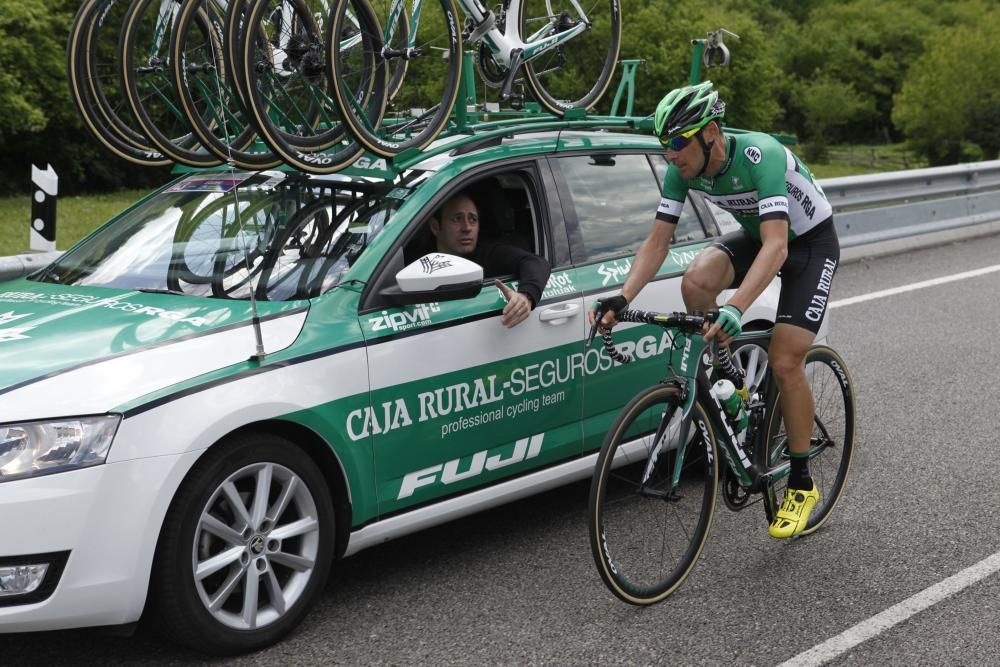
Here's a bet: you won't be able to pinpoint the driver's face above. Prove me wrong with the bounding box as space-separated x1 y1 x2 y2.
434 195 479 256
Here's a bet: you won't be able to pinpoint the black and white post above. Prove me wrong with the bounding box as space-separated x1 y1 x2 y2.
31 164 58 252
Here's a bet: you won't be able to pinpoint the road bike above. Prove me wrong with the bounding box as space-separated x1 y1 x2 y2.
120 0 230 167
327 0 621 157
587 307 855 605
67 0 172 166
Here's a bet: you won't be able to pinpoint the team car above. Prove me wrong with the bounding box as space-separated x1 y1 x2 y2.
0 128 822 653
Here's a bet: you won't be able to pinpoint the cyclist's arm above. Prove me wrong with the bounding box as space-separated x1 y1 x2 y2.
726 216 788 313
622 218 676 302
622 170 689 303
726 137 791 313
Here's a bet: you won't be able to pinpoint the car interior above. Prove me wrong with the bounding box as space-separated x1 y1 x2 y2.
403 172 541 267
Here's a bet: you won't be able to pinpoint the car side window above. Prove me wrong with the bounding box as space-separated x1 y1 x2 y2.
401 172 544 274
649 154 709 244
558 153 706 265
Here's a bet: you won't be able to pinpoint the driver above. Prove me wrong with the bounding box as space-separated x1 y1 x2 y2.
431 192 551 328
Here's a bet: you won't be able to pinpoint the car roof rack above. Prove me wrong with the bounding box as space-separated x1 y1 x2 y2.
171 45 796 181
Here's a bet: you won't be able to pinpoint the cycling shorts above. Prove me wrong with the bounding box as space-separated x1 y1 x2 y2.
710 219 840 334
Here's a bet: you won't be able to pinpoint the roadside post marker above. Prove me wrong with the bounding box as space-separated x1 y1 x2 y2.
31 164 58 252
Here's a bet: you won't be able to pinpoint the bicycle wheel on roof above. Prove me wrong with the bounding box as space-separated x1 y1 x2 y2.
241 0 377 173
329 0 462 157
171 0 282 169
519 0 621 115
121 0 224 167
68 0 171 165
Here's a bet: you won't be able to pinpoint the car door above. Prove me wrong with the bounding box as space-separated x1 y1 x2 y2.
547 150 716 454
358 165 586 515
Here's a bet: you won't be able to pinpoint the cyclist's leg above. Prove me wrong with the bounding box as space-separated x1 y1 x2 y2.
767 222 840 538
681 230 754 313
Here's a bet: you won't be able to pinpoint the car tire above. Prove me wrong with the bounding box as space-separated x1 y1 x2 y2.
150 433 335 655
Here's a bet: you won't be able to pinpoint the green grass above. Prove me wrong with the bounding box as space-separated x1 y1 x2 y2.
0 189 153 257
805 143 928 179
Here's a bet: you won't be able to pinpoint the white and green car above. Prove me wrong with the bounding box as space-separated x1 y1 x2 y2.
0 130 820 653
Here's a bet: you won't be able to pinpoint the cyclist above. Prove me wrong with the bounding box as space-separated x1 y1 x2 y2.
589 81 840 539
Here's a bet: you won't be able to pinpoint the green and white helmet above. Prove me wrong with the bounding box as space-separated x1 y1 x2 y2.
653 81 726 141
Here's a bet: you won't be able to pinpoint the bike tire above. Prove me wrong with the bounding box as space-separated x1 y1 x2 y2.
519 0 622 115
120 0 223 167
240 0 370 173
329 0 462 157
67 0 171 166
589 383 719 605
764 345 856 536
224 0 253 108
171 0 282 169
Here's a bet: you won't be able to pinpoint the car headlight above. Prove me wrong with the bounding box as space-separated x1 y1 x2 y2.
0 415 122 483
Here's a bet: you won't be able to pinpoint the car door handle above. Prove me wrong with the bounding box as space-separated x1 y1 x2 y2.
538 303 581 323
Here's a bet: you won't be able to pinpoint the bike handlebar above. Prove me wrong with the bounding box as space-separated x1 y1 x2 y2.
587 307 719 364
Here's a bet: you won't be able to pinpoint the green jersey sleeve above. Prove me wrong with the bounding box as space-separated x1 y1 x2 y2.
747 137 790 221
656 163 688 223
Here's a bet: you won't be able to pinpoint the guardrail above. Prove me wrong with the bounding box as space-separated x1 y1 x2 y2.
823 159 1000 248
1 160 999 283
0 250 61 283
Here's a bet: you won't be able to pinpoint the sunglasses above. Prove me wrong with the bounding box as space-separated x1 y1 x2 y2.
659 126 701 151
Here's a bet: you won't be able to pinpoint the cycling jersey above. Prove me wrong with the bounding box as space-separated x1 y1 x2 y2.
656 132 833 241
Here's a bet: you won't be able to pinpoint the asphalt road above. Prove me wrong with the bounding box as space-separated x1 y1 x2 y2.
4 232 1000 666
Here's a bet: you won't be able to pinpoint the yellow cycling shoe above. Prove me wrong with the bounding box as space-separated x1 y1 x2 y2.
768 483 820 539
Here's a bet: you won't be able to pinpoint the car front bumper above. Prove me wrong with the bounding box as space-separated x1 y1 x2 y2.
0 450 200 633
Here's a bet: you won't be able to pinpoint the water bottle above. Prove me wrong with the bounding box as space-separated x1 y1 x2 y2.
711 378 749 440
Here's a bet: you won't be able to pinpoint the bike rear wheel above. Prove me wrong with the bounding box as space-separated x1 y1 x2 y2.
589 383 718 605
68 0 171 165
519 0 622 115
172 0 282 169
330 0 462 157
764 345 856 535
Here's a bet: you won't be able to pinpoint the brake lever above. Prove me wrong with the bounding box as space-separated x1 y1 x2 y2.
587 305 604 346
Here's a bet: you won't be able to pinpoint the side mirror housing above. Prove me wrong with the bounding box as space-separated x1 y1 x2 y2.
378 253 484 306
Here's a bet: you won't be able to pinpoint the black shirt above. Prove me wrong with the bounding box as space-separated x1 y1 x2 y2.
471 241 551 308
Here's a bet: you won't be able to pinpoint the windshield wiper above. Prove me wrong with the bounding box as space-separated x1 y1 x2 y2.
134 287 187 296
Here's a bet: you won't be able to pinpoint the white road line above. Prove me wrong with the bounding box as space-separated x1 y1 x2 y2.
777 550 1000 666
779 262 1000 665
830 264 1000 309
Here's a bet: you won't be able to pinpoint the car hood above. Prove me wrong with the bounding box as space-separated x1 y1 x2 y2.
0 282 308 421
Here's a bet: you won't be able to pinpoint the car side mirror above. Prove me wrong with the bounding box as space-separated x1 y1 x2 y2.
378 253 484 306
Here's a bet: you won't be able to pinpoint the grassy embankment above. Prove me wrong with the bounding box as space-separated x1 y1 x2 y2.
0 144 927 257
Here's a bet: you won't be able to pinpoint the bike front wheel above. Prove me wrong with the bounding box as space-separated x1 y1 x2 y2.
330 0 462 157
519 0 622 115
589 383 718 605
765 345 856 536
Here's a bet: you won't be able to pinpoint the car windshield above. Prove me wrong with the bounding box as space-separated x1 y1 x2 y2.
30 171 412 301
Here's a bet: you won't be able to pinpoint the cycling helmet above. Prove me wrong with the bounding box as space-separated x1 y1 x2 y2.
653 81 726 141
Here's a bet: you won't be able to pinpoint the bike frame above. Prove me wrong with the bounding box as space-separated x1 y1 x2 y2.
387 0 590 68
643 326 790 523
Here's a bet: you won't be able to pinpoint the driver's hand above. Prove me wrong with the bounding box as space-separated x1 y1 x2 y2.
495 279 532 328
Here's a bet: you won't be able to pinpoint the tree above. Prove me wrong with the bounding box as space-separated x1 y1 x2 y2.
0 0 170 195
614 0 787 133
893 12 1000 163
778 0 936 145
